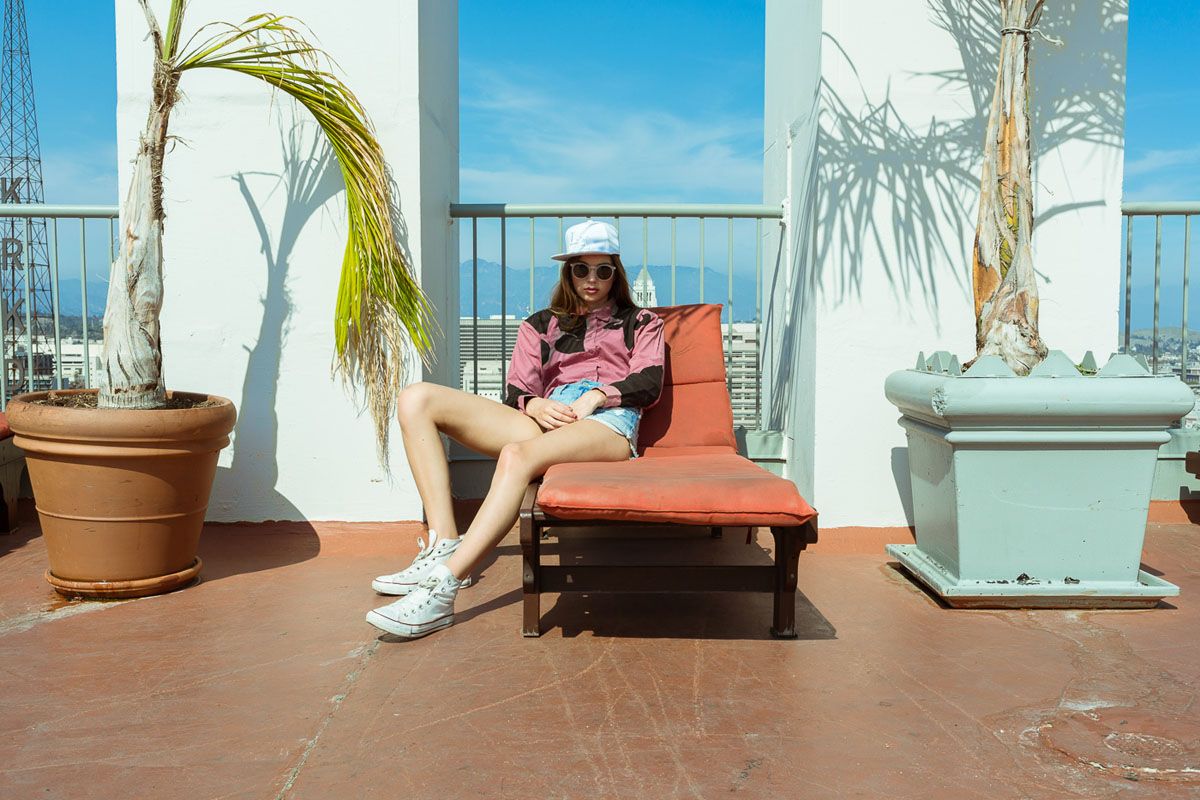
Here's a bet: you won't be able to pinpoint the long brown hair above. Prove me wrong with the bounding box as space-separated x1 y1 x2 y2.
548 254 637 329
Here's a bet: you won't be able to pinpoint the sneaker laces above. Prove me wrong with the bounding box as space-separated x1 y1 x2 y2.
408 531 457 569
413 532 438 561
415 570 460 604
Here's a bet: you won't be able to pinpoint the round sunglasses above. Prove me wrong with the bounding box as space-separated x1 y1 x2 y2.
568 262 616 281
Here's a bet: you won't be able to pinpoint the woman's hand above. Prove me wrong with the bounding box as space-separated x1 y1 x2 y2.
568 389 607 421
524 397 577 431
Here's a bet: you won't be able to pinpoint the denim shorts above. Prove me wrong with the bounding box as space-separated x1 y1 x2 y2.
546 379 641 459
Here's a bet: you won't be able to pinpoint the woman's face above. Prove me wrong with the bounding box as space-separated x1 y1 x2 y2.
567 253 616 310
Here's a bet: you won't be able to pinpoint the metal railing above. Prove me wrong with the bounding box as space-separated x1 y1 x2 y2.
449 203 784 430
0 204 119 408
1121 201 1200 383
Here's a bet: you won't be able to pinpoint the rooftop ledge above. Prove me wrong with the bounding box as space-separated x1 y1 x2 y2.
2 500 1199 796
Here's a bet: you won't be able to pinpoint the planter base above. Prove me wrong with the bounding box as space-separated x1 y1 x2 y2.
887 545 1178 609
46 558 203 600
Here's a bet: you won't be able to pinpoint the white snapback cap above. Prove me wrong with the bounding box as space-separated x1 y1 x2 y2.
552 220 620 261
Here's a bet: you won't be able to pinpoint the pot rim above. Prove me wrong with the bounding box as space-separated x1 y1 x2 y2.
4 388 237 442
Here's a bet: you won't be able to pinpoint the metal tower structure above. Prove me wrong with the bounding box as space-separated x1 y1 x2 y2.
1 0 54 400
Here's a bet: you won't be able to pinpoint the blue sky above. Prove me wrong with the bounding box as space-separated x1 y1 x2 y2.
1123 1 1200 201
459 0 764 204
25 2 116 205
1122 0 1200 330
37 1 1197 205
18 1 1200 329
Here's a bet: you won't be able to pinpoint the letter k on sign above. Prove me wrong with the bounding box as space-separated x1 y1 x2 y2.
1 178 24 203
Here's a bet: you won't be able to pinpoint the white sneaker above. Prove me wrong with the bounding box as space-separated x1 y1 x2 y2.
371 531 470 595
366 564 460 638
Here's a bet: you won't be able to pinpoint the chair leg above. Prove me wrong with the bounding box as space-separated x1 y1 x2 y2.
519 483 542 637
770 526 802 639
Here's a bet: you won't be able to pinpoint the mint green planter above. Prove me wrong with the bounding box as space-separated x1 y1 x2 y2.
884 351 1194 609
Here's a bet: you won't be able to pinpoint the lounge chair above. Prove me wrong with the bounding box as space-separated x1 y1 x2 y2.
518 303 818 638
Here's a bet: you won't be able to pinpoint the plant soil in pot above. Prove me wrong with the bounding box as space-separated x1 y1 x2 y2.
5 389 236 599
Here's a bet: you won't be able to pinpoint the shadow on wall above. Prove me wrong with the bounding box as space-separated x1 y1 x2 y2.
816 0 1125 322
890 447 915 526
763 0 1126 507
210 119 342 526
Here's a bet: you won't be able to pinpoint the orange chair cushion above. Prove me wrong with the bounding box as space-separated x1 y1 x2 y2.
537 452 817 527
0 412 11 441
638 304 736 452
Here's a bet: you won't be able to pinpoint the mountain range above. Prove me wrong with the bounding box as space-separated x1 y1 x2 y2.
47 278 109 317
30 262 761 321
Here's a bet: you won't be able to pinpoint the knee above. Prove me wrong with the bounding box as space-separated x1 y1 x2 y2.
397 382 436 429
496 441 534 480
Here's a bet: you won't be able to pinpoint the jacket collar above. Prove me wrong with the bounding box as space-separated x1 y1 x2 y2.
584 300 618 320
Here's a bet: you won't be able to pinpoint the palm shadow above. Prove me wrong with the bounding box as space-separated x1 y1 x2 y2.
814 0 1124 318
205 121 342 580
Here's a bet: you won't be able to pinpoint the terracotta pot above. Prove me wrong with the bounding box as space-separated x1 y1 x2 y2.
5 389 236 599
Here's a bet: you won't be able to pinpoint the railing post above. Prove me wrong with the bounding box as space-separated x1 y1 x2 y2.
726 217 734 398
80 218 90 388
471 217 478 394
670 217 676 305
755 217 762 429
500 217 507 394
529 218 535 319
22 218 33 393
50 218 61 389
1184 216 1192 384
1153 214 1162 374
1124 213 1133 354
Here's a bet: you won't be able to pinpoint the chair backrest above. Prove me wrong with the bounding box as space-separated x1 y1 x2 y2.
637 303 737 453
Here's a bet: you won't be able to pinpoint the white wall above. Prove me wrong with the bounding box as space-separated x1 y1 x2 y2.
764 0 1127 527
762 1 822 502
115 1 458 521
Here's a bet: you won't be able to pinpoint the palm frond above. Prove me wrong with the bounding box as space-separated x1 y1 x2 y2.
163 0 188 60
175 15 436 464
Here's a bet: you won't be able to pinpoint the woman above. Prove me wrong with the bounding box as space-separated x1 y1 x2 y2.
366 220 665 639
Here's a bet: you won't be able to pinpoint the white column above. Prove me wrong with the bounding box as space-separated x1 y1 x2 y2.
762 0 822 501
764 0 1127 526
115 1 459 521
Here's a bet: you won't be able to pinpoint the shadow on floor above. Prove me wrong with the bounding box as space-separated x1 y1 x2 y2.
0 494 321 587
539 590 835 641
0 499 40 559
512 526 835 641
196 522 322 584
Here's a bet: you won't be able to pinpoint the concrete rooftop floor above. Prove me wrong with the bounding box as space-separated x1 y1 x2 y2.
2 501 1200 799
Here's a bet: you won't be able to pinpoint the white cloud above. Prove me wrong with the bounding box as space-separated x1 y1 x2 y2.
1123 175 1200 203
461 73 763 204
1124 146 1200 178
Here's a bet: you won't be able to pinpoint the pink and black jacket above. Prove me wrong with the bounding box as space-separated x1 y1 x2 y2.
504 301 666 412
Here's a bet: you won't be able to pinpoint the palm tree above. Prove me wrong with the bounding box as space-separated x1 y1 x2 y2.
971 0 1051 373
100 0 433 460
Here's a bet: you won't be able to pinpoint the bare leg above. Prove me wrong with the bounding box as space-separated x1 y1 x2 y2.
397 382 540 539
445 420 631 577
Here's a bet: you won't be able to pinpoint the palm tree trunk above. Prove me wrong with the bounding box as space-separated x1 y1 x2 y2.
97 61 177 409
971 0 1049 374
